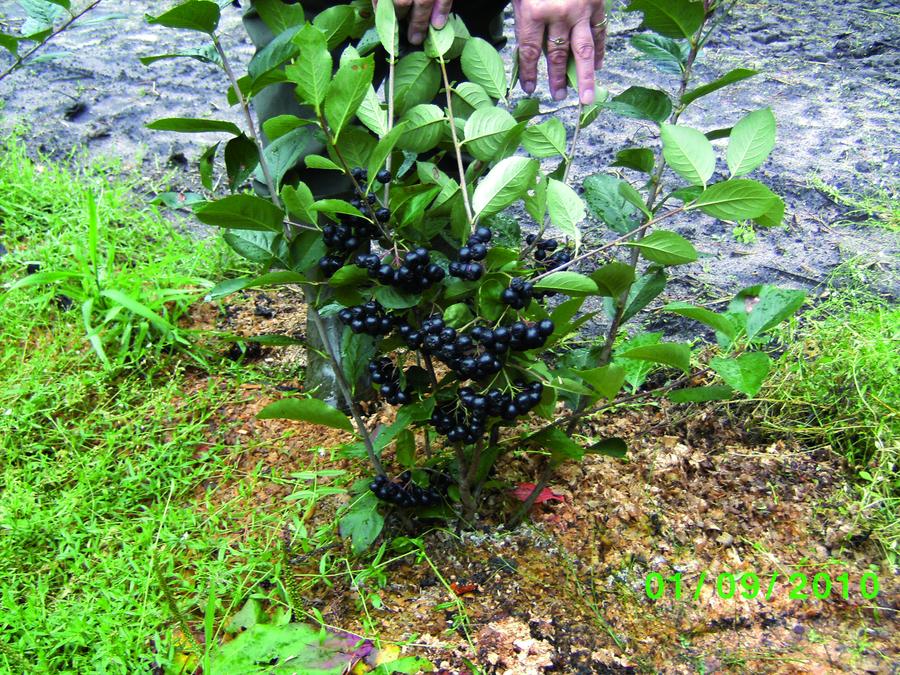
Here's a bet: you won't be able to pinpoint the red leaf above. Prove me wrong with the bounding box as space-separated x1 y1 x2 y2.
509 483 566 504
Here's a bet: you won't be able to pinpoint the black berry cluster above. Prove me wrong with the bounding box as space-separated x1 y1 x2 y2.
501 276 535 310
355 247 445 293
431 380 546 443
338 301 394 336
449 226 492 281
527 234 573 271
368 356 412 405
369 471 441 507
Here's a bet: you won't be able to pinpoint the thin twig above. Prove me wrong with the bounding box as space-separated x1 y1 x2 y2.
212 34 280 208
439 57 474 229
0 0 102 83
384 54 396 207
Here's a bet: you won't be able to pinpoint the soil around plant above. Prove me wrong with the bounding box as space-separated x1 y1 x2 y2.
177 289 899 673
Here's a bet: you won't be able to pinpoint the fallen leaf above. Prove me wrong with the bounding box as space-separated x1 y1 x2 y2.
510 483 566 504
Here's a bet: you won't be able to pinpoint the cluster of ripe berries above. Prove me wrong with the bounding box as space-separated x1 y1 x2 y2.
397 313 555 383
431 380 545 443
369 471 442 507
338 301 394 336
317 167 391 277
526 234 574 271
368 356 412 405
449 227 492 281
355 247 446 293
501 276 536 310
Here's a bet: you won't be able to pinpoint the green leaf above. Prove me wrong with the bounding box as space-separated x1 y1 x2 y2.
587 438 628 459
660 123 716 186
754 196 785 228
305 155 343 172
472 156 538 219
627 230 698 266
248 24 302 83
146 117 240 135
740 286 806 340
367 122 408 186
198 142 218 191
546 179 584 251
375 0 398 57
612 332 661 390
612 148 655 174
577 364 626 400
146 0 220 34
604 86 672 123
100 289 174 334
464 108 517 162
668 385 734 403
534 271 598 295
0 33 20 56
710 352 771 396
663 302 738 339
619 268 667 322
692 179 779 220
325 56 375 141
395 429 417 468
619 182 652 217
394 53 440 115
522 118 568 158
328 264 369 288
374 286 421 310
424 19 455 58
590 263 635 298
624 0 706 39
224 134 259 190
261 127 318 189
258 397 354 432
253 0 304 35
531 428 584 466
212 622 363 673
583 174 639 234
195 194 284 231
461 38 507 99
313 199 366 221
512 97 540 122
312 6 355 49
444 302 474 327
727 108 776 177
223 230 286 266
285 25 331 111
339 492 384 555
397 104 445 154
282 182 317 225
630 34 688 74
618 342 691 373
682 68 758 106
139 45 221 67
357 86 388 136
453 82 493 112
262 114 315 142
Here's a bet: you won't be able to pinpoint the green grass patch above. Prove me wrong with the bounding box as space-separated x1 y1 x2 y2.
808 173 900 232
759 261 899 562
0 138 302 671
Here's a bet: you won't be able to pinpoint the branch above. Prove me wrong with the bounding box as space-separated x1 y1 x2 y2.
438 57 475 230
384 54 396 207
0 0 102 83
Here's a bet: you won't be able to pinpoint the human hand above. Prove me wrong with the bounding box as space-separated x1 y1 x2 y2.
512 0 607 104
384 0 453 45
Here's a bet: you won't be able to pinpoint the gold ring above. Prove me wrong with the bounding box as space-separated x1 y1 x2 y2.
548 36 567 46
593 18 608 29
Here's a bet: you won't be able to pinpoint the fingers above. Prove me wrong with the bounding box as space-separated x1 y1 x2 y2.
590 1 607 69
393 0 412 20
545 21 570 101
407 0 435 44
513 0 544 96
571 19 596 104
430 0 452 30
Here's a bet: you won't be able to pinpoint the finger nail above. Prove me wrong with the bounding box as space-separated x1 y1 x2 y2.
410 31 424 44
553 88 566 101
580 88 595 104
433 15 448 28
523 80 536 94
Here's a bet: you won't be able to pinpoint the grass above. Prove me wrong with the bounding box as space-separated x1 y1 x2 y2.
757 259 899 563
0 136 304 671
808 173 900 232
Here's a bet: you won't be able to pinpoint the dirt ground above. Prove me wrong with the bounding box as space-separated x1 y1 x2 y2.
182 289 899 674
